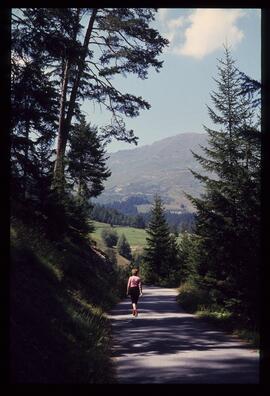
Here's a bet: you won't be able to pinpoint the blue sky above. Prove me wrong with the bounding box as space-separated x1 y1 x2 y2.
82 8 261 153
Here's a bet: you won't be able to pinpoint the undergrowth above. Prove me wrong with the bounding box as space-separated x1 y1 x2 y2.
176 281 259 349
10 217 128 383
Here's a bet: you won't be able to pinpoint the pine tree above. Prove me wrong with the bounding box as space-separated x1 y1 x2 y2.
117 234 132 260
186 46 261 324
143 195 172 284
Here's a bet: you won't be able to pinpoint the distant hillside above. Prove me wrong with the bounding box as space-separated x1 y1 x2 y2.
97 133 209 212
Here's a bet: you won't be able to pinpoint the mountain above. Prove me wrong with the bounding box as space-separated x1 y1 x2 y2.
96 133 209 213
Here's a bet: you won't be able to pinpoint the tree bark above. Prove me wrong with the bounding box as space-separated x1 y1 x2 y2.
53 59 70 188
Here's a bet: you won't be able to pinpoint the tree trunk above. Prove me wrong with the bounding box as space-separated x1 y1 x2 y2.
23 117 30 200
53 59 70 189
52 8 98 190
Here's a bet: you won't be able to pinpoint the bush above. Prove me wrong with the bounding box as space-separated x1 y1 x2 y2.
176 281 209 313
101 228 118 247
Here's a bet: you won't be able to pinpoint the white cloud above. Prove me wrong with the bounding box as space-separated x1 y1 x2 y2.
176 9 246 59
157 8 170 23
158 9 246 59
157 9 186 53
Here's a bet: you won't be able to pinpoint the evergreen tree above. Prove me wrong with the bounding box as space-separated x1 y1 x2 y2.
66 117 111 204
186 46 261 324
143 195 172 284
166 233 181 286
117 234 132 260
11 35 58 208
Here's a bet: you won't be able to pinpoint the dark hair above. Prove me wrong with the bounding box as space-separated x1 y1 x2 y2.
131 268 139 276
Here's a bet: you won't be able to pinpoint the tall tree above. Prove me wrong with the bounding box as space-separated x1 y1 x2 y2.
186 46 261 324
11 45 58 206
143 195 172 283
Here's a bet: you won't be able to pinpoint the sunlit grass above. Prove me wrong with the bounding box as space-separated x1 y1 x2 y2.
91 221 147 248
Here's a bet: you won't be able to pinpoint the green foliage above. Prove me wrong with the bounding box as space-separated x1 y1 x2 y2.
101 227 119 248
90 203 146 228
143 195 171 282
117 234 132 260
177 232 202 285
92 221 147 248
130 251 144 269
176 281 209 313
67 118 111 201
186 46 261 327
143 195 179 285
177 281 259 348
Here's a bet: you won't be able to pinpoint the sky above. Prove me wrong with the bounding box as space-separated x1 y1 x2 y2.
82 8 261 153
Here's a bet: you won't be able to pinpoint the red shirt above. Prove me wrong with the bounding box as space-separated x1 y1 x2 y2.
128 275 142 289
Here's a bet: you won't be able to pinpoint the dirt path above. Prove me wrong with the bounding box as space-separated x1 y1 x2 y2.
107 286 259 384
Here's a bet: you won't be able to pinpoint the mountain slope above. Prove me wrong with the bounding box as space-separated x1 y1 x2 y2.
98 133 209 212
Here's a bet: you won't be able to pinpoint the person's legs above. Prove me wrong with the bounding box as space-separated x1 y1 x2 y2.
134 294 139 316
130 288 140 316
132 302 137 315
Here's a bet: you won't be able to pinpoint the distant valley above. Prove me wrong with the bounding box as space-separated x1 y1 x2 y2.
96 132 209 213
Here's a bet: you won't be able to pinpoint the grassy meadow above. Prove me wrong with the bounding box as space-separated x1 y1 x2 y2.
90 221 147 251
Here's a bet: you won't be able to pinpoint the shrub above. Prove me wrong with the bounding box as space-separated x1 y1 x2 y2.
101 228 118 247
176 281 209 313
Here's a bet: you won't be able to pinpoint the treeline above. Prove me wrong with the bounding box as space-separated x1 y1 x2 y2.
141 47 261 331
103 195 150 216
90 203 195 232
90 204 146 228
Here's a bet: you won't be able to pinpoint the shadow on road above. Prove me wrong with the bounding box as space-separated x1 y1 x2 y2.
108 286 259 384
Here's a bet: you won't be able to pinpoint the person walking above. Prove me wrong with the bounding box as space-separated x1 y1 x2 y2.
127 268 143 317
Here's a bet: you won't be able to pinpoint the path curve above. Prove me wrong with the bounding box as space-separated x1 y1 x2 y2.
107 286 259 384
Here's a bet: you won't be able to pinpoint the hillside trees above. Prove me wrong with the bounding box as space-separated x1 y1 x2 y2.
186 46 261 326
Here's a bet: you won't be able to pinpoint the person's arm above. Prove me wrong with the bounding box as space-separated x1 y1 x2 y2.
139 278 143 295
127 277 131 295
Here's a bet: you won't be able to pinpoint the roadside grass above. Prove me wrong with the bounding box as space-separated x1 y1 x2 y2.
177 281 259 349
10 217 124 383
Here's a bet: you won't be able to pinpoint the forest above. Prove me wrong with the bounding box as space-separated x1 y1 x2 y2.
10 8 261 383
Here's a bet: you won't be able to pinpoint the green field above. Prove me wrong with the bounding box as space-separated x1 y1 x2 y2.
91 221 147 249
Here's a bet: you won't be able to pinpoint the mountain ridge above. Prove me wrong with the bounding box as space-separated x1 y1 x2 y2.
97 132 209 212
